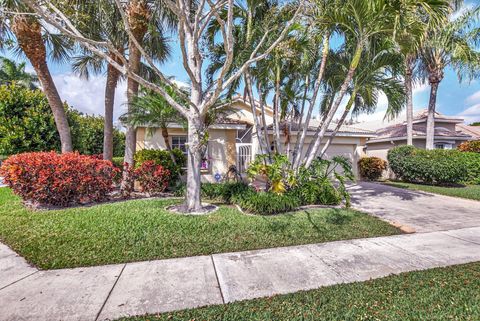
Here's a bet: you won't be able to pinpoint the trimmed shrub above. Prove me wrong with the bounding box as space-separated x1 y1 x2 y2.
0 152 119 206
358 157 387 181
201 182 251 203
134 161 170 193
387 146 468 185
232 189 301 215
134 149 186 184
458 152 480 185
458 140 480 153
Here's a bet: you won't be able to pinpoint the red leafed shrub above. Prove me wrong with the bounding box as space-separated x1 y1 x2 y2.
0 152 119 206
458 140 480 153
134 160 170 193
358 157 387 181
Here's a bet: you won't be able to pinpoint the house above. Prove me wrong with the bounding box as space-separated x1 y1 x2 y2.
135 96 376 181
362 110 474 160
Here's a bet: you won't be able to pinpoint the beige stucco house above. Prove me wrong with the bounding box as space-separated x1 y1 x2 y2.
135 96 376 181
363 111 474 160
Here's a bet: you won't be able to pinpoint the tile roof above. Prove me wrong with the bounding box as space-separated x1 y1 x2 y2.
267 119 376 135
368 123 471 142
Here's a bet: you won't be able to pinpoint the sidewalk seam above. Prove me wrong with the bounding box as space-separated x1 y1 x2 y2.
210 255 226 304
0 270 38 291
441 232 480 246
95 263 126 321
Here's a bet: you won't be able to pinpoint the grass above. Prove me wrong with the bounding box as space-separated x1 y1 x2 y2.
121 262 480 321
385 181 480 201
0 187 400 269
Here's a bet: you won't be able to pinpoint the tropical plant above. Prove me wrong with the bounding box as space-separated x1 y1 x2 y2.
247 154 296 194
0 56 37 88
418 5 480 149
458 140 480 153
0 2 74 152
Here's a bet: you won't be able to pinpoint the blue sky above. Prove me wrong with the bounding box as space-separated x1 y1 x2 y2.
5 1 480 126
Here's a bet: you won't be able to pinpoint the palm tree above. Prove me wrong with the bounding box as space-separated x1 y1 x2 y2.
122 84 185 155
392 0 449 146
1 6 73 152
419 6 480 149
0 56 38 89
319 41 405 157
72 1 171 161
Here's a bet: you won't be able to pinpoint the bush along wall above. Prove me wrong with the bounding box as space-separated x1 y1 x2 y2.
358 157 387 181
134 149 186 186
387 145 480 185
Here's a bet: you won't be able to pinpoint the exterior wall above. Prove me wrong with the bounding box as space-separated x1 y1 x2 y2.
268 134 365 177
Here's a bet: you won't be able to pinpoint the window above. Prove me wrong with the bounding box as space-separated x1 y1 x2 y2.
434 142 452 150
171 136 187 155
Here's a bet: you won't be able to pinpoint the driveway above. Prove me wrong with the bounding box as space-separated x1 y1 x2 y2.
348 182 480 233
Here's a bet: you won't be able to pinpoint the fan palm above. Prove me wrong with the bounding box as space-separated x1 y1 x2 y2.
419 5 480 149
0 56 37 89
71 1 172 161
0 1 74 152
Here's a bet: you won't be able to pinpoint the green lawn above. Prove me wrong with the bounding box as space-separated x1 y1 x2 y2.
0 187 400 269
385 181 480 201
122 262 480 321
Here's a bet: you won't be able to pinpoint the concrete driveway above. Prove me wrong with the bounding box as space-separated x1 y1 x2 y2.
348 182 480 233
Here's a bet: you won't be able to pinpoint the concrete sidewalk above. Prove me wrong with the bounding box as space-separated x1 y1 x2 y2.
1 226 480 321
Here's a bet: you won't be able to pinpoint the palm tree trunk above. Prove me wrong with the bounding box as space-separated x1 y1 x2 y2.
257 83 271 157
103 62 120 161
245 72 267 155
426 79 439 150
320 90 356 158
273 61 282 154
405 55 415 146
12 16 73 153
304 41 363 168
292 32 330 169
122 0 149 190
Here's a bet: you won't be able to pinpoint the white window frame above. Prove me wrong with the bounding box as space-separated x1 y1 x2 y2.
434 142 453 150
171 136 188 155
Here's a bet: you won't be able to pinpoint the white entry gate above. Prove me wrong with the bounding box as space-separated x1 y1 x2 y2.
236 143 253 173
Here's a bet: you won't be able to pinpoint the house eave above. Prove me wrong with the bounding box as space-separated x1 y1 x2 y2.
366 135 472 144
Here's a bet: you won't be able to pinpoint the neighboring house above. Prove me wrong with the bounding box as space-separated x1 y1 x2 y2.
135 96 375 181
457 123 480 140
362 110 474 160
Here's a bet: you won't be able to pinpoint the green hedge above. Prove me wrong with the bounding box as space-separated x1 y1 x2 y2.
232 189 301 215
387 146 480 185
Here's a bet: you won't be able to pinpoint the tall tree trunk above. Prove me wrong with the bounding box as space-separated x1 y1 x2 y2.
257 83 271 157
103 61 120 161
426 79 440 150
122 0 149 190
245 72 268 155
292 32 330 169
12 16 72 153
304 42 363 168
185 114 204 212
320 90 356 158
273 61 282 154
405 55 415 146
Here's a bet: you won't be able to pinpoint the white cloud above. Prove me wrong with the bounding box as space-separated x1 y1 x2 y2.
413 83 429 95
457 104 480 124
466 90 480 104
52 73 128 126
